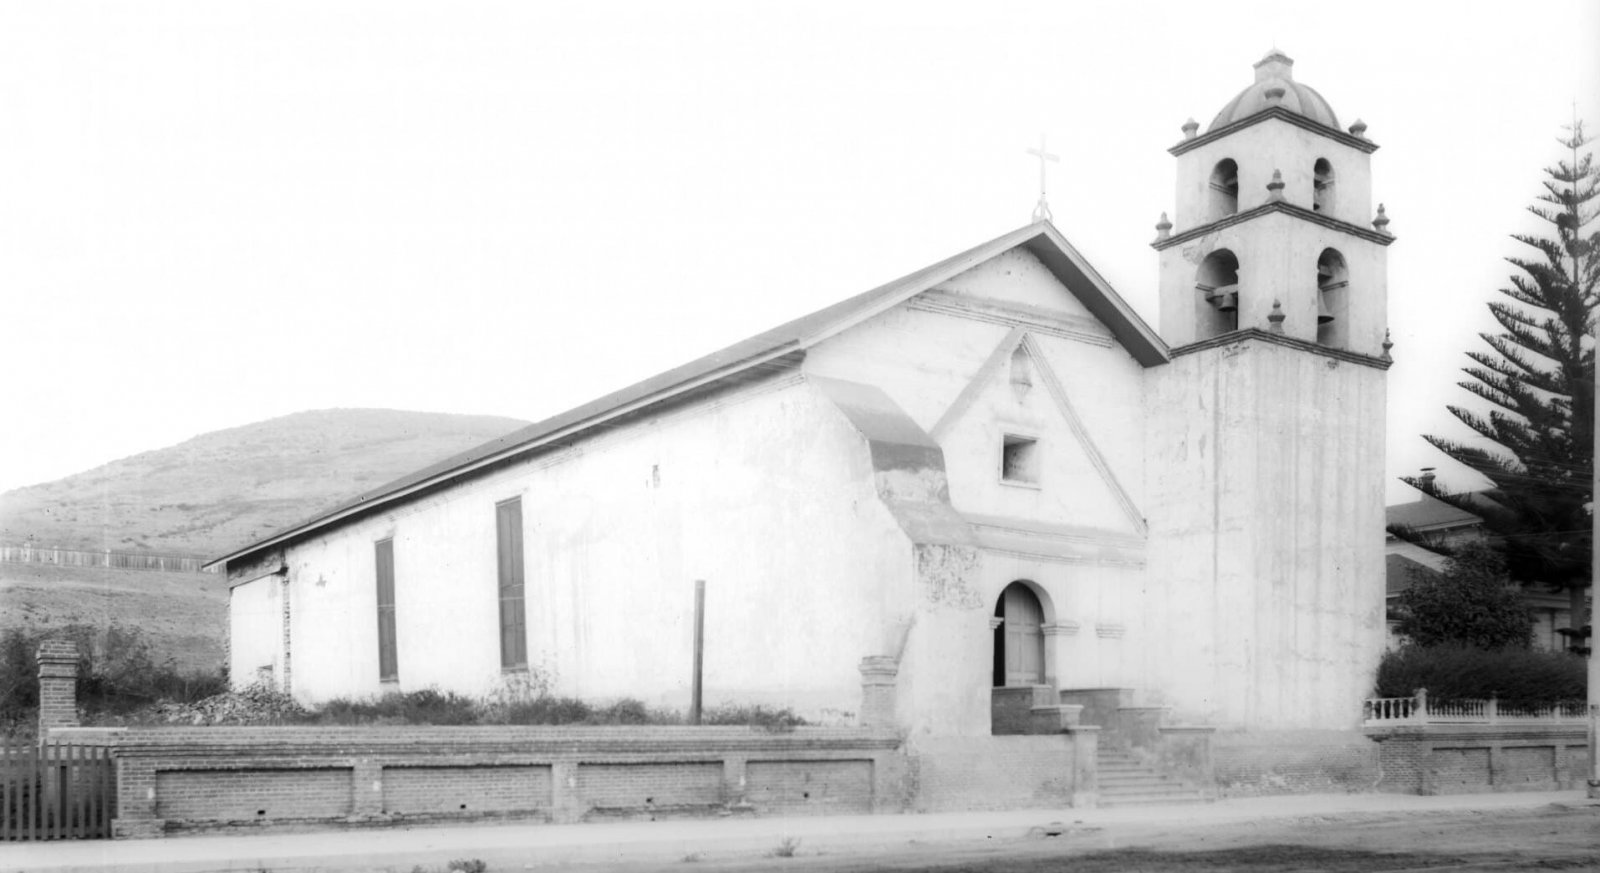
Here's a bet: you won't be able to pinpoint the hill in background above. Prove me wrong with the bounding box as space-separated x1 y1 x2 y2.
0 408 528 673
0 408 529 560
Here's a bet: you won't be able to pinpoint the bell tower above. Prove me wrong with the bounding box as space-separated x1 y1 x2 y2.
1154 49 1391 353
1141 51 1392 731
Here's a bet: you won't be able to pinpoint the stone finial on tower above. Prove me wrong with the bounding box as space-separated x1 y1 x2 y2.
1155 212 1173 242
1373 203 1391 235
1381 328 1394 362
1349 118 1368 139
1266 169 1286 203
1253 48 1294 81
1268 299 1286 333
1181 118 1199 140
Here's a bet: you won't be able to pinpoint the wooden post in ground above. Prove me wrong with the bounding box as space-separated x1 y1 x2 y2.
690 579 705 726
1590 317 1599 799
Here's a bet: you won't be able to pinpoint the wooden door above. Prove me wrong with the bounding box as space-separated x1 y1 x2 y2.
1001 583 1045 686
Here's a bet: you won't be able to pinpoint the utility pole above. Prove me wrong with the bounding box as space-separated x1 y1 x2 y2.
1590 318 1599 799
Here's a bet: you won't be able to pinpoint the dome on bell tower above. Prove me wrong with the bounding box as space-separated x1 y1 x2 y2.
1208 50 1339 132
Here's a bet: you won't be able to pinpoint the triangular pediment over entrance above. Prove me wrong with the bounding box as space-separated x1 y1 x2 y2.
931 326 1147 542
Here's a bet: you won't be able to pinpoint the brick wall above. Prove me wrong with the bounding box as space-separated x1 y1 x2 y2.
384 765 553 815
156 768 352 820
1369 725 1589 795
906 734 1090 811
576 762 725 813
94 726 905 838
745 759 874 815
1212 730 1381 797
990 686 1056 735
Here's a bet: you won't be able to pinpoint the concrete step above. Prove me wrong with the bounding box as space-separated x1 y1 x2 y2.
1098 774 1181 788
1097 791 1210 807
1093 751 1210 807
1098 779 1190 793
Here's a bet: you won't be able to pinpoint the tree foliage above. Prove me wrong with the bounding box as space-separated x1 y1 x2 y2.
1374 643 1586 704
1394 543 1534 649
1394 121 1599 647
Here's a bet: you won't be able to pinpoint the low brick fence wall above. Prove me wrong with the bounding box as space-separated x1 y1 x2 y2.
1366 724 1590 795
64 726 906 838
1211 730 1381 797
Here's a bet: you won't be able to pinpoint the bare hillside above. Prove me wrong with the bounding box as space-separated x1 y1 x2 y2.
0 562 228 673
0 408 528 560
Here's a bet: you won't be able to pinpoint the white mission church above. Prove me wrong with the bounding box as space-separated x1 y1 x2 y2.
213 50 1392 744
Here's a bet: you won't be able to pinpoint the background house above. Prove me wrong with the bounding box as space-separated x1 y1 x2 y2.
1385 491 1584 650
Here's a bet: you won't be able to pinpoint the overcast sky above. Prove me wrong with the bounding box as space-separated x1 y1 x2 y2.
1 1 1596 507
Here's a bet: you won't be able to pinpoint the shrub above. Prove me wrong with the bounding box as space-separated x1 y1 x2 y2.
703 703 808 732
1374 643 1587 705
1393 543 1534 650
313 690 482 726
1 624 227 733
144 681 307 726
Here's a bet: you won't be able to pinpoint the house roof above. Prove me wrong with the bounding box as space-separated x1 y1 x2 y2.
1384 543 1450 596
1386 493 1484 533
207 220 1170 572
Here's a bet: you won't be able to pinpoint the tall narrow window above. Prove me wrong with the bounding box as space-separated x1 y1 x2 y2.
1194 248 1241 339
375 538 398 682
1209 158 1239 218
496 498 528 669
1313 158 1335 213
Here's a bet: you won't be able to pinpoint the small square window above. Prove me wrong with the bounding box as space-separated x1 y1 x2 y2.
1001 435 1039 484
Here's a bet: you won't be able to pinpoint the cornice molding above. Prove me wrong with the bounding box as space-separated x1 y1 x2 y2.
1152 200 1395 251
909 289 1113 347
1168 106 1380 157
1171 328 1393 371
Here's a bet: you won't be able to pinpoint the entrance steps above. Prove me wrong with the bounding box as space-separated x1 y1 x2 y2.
1095 749 1209 807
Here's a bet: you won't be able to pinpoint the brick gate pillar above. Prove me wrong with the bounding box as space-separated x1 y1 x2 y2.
36 639 80 733
858 656 899 728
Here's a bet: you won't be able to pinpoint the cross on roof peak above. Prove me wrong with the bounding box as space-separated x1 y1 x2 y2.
1026 134 1060 223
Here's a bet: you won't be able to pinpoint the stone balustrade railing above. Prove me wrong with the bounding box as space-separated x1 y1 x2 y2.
1364 688 1588 726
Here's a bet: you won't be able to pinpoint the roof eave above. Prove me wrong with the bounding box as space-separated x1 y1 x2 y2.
207 219 1170 571
1168 106 1379 156
205 341 806 572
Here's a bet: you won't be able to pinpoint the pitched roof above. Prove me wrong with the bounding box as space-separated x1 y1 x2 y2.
207 220 1169 571
1386 493 1484 532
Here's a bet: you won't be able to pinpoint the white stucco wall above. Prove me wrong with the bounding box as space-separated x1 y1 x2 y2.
1158 212 1389 355
227 572 282 686
1145 339 1387 730
806 248 1154 735
257 374 913 720
1172 118 1374 231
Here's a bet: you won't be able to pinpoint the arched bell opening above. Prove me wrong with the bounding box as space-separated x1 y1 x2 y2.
1209 158 1239 219
992 581 1051 687
1194 249 1241 340
1313 158 1335 214
1316 248 1349 347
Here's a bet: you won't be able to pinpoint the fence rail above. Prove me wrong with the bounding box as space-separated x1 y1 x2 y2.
0 739 115 841
0 545 214 574
1364 692 1590 726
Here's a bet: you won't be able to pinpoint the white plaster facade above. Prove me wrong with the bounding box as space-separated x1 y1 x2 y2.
220 50 1391 737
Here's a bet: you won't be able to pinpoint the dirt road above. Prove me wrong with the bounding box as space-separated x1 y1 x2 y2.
559 802 1600 873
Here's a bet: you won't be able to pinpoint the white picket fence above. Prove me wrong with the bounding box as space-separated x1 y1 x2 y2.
0 545 214 574
1364 689 1589 726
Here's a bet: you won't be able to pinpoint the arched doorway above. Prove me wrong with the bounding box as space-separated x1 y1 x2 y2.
993 582 1046 686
